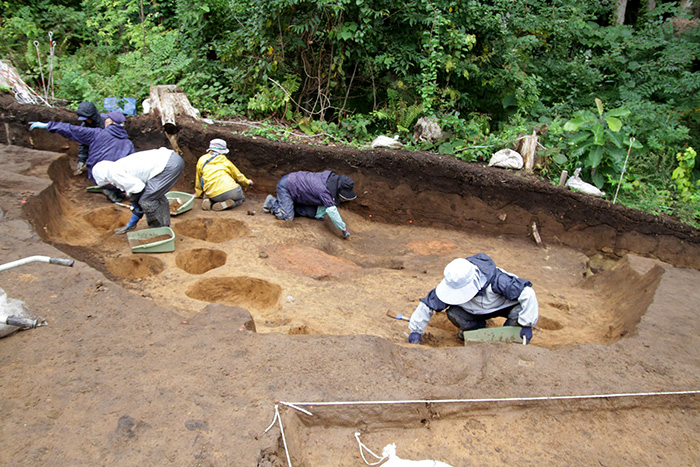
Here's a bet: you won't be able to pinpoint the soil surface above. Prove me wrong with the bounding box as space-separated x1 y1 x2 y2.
1 96 700 466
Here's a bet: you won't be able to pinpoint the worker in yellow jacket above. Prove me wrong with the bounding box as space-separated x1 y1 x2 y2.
195 139 253 211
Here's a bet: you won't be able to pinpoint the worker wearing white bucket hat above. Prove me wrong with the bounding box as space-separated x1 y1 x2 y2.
407 254 539 344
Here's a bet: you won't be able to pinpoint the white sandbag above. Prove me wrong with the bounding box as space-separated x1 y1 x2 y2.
371 135 403 149
0 287 37 338
380 443 454 467
413 117 443 143
488 149 523 169
565 168 606 197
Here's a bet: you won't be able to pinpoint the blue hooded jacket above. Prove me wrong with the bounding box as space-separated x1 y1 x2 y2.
420 253 533 311
48 121 134 181
75 101 107 163
287 170 336 207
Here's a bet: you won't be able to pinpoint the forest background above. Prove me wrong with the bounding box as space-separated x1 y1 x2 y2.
1 0 699 227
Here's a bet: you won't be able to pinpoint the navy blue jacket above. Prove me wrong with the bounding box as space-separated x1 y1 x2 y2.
48 122 134 181
287 170 337 207
420 253 533 310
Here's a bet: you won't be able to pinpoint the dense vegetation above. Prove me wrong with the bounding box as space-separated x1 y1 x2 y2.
2 0 699 226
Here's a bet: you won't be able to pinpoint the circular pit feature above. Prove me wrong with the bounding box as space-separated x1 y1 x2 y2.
173 218 248 243
176 248 227 274
107 255 165 279
186 276 282 309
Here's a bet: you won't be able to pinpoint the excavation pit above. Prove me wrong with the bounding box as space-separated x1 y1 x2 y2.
2 102 700 466
264 395 700 466
173 217 249 242
12 148 670 348
83 206 130 232
185 276 282 310
107 255 165 279
176 248 227 274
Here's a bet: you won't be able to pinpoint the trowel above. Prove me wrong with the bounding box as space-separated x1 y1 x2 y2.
386 310 410 321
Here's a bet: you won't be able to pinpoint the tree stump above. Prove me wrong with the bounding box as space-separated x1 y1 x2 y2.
515 131 539 173
148 85 201 135
147 85 202 154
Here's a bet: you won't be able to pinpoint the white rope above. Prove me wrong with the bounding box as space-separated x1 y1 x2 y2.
280 389 700 409
354 432 387 466
263 403 293 467
280 401 313 416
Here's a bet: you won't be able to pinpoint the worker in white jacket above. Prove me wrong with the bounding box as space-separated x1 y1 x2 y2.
92 147 184 233
408 254 538 344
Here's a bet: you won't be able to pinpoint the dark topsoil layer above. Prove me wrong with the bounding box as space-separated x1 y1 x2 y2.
1 94 698 270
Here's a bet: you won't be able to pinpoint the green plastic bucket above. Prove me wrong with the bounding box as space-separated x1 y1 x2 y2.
462 326 526 345
166 191 195 216
127 227 175 253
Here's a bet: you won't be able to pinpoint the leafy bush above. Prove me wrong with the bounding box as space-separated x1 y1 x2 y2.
561 98 642 190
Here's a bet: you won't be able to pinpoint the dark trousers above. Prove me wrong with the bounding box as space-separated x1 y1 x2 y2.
445 305 518 332
138 152 184 227
210 186 245 208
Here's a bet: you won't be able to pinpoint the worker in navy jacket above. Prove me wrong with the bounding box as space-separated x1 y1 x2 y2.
29 111 134 202
263 170 356 239
73 101 107 176
408 254 539 344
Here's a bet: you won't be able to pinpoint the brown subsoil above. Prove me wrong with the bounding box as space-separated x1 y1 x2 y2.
1 96 700 466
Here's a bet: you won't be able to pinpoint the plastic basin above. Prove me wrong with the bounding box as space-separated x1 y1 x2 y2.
462 326 525 345
127 227 175 253
166 191 195 216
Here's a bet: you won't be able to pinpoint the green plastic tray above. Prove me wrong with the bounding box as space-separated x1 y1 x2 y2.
463 326 526 345
166 191 195 216
127 227 175 253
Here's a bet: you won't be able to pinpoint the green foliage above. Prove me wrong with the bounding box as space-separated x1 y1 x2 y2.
672 147 700 203
370 88 422 136
562 98 642 189
247 74 301 120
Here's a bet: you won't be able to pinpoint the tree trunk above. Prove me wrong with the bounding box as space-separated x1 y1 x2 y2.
616 0 629 25
647 0 656 11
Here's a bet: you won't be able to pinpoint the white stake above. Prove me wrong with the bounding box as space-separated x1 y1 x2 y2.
613 137 636 205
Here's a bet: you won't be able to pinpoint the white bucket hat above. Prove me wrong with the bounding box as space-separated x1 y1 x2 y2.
208 138 229 154
435 258 480 305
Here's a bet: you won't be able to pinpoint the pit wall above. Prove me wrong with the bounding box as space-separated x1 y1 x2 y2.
273 394 700 466
175 116 700 271
1 96 698 270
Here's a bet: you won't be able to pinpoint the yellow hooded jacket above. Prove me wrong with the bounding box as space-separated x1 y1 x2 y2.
195 152 251 198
